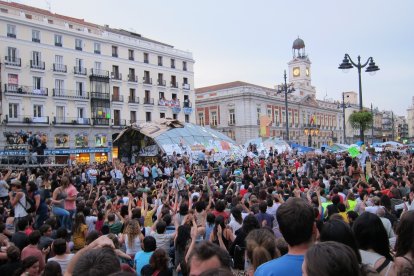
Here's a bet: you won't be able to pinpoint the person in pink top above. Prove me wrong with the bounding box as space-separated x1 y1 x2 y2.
64 177 78 231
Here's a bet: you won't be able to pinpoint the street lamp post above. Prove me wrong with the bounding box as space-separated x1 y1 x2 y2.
338 54 380 143
371 103 374 145
276 70 295 141
338 92 351 144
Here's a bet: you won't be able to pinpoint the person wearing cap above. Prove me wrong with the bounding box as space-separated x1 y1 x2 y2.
8 180 28 226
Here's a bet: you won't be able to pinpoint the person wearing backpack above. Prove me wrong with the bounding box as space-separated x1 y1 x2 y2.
27 181 48 229
8 179 29 227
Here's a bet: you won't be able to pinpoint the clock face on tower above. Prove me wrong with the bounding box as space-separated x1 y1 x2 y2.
306 67 310 77
293 67 300 77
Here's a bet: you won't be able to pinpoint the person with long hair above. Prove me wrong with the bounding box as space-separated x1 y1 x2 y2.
15 256 40 276
319 219 361 263
349 160 362 181
209 215 233 251
245 228 279 276
42 261 62 276
72 212 88 251
353 212 395 276
119 219 144 258
394 210 414 275
303 241 362 276
229 214 260 270
174 224 191 269
51 177 70 230
26 181 48 229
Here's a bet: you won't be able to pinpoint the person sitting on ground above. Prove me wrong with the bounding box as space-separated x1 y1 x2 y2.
134 236 156 276
21 230 48 274
245 228 279 275
255 198 316 276
11 218 29 251
38 224 54 251
15 255 40 276
43 260 62 276
47 238 74 274
140 248 172 276
65 235 122 276
187 241 233 276
0 245 21 275
303 241 364 276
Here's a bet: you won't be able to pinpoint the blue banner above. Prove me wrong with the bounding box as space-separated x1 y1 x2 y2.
0 147 110 156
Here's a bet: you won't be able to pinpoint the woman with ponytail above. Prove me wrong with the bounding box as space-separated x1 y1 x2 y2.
245 228 279 276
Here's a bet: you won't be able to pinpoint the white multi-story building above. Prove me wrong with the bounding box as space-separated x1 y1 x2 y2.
0 1 195 163
195 38 344 147
407 96 414 142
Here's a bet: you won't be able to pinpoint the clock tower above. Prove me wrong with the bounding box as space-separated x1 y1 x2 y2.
287 37 316 98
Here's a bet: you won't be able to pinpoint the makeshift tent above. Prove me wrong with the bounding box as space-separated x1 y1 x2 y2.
114 119 242 162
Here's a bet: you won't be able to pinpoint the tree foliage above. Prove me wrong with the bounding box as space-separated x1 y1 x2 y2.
348 111 373 132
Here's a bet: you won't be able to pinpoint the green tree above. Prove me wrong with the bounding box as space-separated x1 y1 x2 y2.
348 111 373 143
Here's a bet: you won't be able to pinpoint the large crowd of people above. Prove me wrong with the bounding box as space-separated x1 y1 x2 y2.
0 145 413 276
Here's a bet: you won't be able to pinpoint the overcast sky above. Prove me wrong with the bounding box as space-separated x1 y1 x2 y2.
17 0 414 116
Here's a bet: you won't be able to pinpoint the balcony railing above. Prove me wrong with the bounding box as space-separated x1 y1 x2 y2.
183 83 190 90
4 84 48 96
90 69 109 78
112 95 124 102
170 81 178 88
111 72 122 80
144 59 149 64
112 119 126 126
143 77 152 85
4 56 21 67
52 89 89 99
5 115 49 124
143 98 154 105
30 60 45 70
32 38 40 43
128 74 138 82
53 117 90 125
92 118 110 126
90 92 110 100
228 121 236 126
157 79 166 86
7 33 16 38
53 64 67 73
128 96 139 103
183 101 192 108
55 42 62 47
74 66 87 75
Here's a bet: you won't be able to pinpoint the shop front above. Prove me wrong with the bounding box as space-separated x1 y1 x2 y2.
47 148 110 164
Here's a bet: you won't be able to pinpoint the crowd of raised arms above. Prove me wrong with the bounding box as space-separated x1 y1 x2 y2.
0 146 413 276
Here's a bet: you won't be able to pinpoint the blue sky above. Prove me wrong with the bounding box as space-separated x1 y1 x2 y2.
18 0 414 116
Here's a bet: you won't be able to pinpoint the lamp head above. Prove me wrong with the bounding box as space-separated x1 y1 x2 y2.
338 55 353 72
365 58 380 75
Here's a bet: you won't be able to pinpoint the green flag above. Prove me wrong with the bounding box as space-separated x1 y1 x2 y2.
348 146 360 158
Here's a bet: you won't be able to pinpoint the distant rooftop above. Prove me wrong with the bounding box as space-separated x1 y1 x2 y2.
0 1 174 48
195 81 274 94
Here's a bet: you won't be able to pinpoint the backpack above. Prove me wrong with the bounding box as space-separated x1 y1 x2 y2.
18 192 36 213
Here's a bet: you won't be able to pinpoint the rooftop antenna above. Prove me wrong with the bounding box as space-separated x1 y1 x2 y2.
323 89 328 101
45 0 51 12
